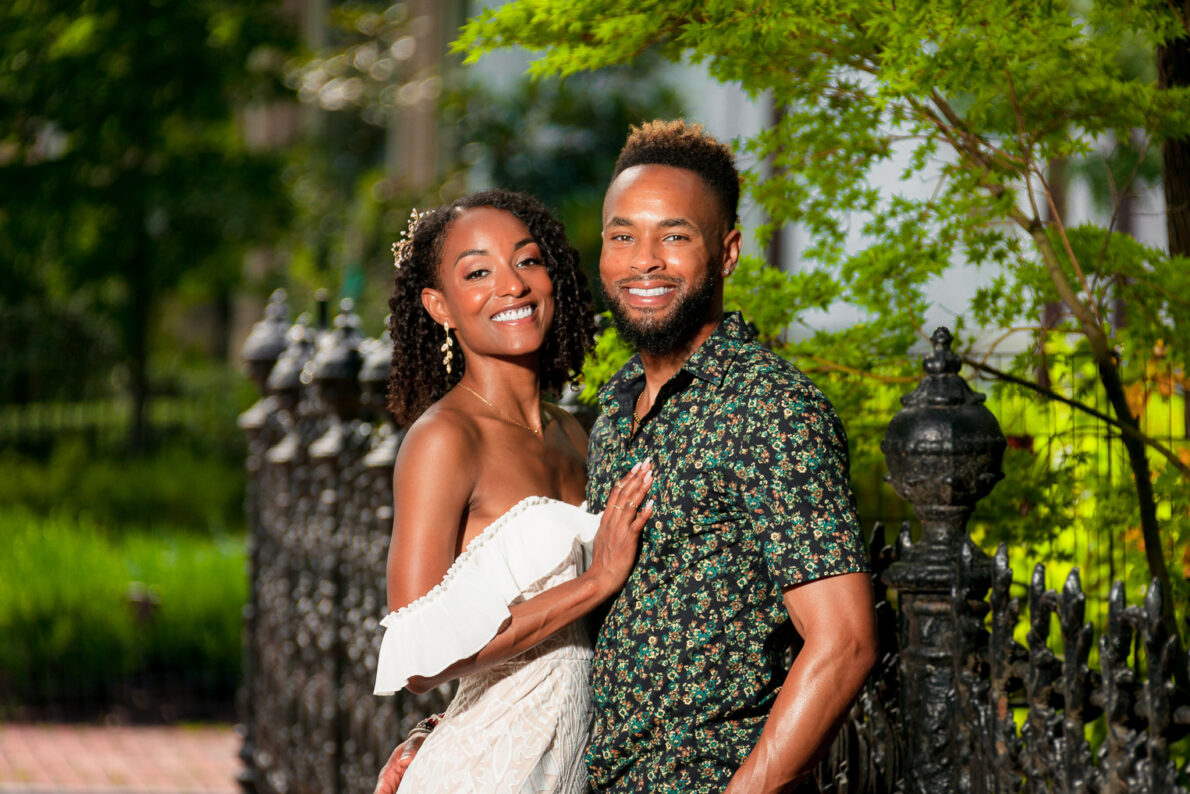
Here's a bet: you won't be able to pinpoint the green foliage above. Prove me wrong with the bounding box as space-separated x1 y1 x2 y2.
0 301 120 403
0 508 245 709
0 0 295 446
121 532 246 688
968 347 1190 632
0 439 246 536
0 509 136 704
459 0 1189 366
462 0 1190 610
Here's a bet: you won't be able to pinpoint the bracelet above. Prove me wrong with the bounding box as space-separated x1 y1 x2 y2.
408 713 442 738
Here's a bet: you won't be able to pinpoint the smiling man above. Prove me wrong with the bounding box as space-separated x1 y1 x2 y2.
582 120 877 794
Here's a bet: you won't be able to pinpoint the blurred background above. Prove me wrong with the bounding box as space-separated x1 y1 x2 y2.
1 0 1186 744
0 0 755 726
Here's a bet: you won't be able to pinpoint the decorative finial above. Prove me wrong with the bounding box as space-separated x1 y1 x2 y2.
923 326 961 376
392 208 423 269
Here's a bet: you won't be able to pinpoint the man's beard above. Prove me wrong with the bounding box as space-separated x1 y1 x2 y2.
602 265 719 357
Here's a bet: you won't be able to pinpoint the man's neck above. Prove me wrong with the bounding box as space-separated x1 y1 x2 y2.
637 311 723 404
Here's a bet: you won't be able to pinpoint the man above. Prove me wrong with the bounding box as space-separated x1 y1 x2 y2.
582 120 876 793
376 120 876 793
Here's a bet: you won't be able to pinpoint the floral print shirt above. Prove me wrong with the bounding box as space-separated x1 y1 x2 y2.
583 312 869 793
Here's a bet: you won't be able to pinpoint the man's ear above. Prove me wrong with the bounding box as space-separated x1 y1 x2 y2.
720 228 743 277
421 288 452 328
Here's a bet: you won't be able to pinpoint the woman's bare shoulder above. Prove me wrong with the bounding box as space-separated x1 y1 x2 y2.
395 396 482 478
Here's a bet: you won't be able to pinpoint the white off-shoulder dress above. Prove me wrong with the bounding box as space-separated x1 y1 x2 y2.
374 497 601 793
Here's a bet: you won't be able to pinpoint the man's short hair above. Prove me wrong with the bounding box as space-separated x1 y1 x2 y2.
611 119 740 228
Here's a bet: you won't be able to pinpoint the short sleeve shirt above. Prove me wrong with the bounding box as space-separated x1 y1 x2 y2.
583 312 869 793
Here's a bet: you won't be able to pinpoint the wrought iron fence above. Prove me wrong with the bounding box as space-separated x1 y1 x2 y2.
239 294 1189 794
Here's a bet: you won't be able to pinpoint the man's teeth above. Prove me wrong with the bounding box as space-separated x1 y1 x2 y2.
628 286 674 297
493 306 535 322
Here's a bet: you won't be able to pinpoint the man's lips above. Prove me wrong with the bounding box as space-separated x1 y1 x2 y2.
626 285 676 298
619 281 679 307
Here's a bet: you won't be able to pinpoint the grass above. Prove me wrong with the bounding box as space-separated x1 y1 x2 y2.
0 440 246 536
0 507 246 712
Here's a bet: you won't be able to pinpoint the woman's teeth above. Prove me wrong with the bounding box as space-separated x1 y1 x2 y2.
492 305 535 322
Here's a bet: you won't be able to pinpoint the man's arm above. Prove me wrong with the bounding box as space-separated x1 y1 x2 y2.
725 571 877 794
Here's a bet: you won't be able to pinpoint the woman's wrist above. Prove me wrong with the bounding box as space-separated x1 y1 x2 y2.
407 712 442 739
580 563 624 601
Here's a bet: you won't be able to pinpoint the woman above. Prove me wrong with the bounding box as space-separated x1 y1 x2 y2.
373 190 653 793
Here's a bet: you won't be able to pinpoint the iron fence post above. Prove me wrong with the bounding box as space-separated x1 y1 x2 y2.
236 289 290 794
880 328 1006 794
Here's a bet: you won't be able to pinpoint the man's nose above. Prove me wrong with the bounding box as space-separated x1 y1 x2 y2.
630 238 664 274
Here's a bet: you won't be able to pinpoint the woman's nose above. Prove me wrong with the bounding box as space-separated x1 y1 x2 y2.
495 264 529 296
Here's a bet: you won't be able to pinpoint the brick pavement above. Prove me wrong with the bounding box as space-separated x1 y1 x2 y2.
0 724 241 794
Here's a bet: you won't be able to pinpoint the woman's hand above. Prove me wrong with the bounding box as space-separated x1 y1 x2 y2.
373 731 428 794
587 459 654 595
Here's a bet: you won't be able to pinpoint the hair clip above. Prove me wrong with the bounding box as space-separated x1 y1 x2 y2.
392 208 423 269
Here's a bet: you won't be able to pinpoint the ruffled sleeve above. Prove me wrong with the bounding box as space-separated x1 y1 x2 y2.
373 497 601 696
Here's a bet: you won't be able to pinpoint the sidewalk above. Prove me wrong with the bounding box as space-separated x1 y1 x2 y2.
0 724 241 794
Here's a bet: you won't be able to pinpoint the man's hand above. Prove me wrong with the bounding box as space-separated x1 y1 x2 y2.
373 732 427 794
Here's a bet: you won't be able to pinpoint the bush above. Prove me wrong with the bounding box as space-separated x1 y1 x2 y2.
122 532 246 689
0 439 245 535
0 508 246 712
0 509 136 705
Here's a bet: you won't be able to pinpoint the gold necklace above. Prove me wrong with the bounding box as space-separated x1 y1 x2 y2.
459 384 543 436
633 389 647 427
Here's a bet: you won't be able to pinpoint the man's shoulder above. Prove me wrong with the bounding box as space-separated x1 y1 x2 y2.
729 341 834 413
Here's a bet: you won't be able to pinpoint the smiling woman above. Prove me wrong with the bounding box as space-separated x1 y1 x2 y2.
373 189 659 793
422 205 557 370
385 190 593 428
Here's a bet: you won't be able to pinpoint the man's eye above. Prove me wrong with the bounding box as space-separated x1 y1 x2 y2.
664 234 688 242
610 233 633 242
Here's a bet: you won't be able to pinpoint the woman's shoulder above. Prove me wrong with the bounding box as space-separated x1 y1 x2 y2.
396 396 483 472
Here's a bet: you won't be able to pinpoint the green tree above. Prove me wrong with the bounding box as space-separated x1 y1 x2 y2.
457 0 1190 632
0 0 293 450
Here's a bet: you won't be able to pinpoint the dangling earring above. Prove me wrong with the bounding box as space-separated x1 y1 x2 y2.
441 322 454 374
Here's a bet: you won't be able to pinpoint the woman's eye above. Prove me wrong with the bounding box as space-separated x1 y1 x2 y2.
517 257 544 268
464 268 489 280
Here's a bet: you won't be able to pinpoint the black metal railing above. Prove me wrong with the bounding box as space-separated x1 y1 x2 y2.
239 295 1189 794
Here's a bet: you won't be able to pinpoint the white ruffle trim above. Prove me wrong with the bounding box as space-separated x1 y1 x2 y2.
373 496 601 696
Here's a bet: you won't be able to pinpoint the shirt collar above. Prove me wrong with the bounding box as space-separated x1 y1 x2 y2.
681 311 751 386
595 312 753 410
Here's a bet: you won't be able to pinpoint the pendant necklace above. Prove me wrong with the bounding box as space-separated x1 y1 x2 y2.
460 384 543 436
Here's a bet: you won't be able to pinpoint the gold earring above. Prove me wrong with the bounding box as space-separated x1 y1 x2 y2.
441 322 453 374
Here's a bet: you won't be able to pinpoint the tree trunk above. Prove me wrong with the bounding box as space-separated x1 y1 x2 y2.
1019 199 1176 637
126 237 153 455
1096 357 1174 634
1158 13 1190 258
766 102 788 272
1036 160 1067 391
1155 5 1190 652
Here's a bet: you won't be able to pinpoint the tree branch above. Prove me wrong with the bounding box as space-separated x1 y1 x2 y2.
797 354 919 384
962 355 1190 480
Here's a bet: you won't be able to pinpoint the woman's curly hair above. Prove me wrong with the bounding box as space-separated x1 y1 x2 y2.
386 189 595 427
